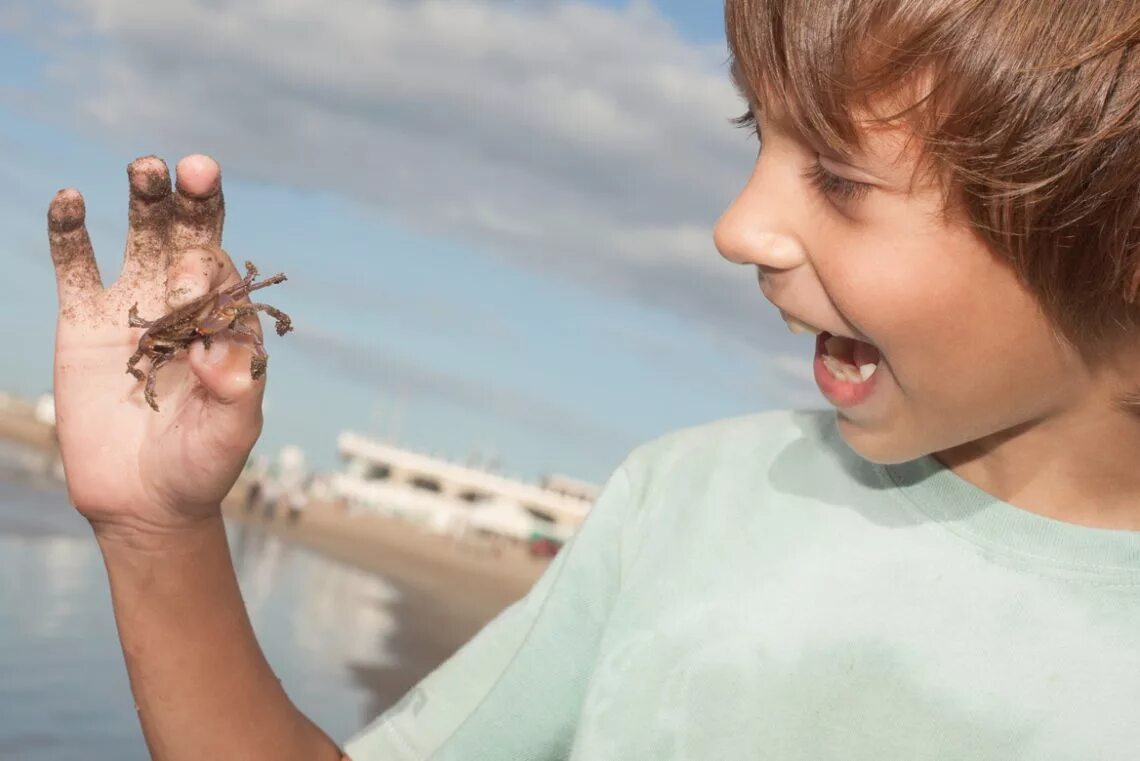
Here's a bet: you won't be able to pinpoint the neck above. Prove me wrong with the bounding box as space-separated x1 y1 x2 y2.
936 395 1140 531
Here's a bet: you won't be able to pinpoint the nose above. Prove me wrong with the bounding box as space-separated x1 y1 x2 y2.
714 171 808 273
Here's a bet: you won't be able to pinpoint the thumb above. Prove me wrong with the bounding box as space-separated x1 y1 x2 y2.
187 337 266 407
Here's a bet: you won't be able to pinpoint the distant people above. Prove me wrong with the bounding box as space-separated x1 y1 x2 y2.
260 473 280 522
285 491 303 525
276 445 308 526
286 474 313 527
244 480 261 514
243 455 268 514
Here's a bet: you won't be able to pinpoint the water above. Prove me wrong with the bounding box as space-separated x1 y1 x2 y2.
0 475 406 760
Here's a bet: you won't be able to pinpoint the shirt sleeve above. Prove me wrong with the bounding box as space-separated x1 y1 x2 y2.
342 461 636 761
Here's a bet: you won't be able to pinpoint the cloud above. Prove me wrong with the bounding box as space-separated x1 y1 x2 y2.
21 0 764 342
298 269 526 351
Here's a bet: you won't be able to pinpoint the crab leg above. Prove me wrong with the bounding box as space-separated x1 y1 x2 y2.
126 348 148 381
227 321 267 355
215 261 285 305
223 273 287 300
143 355 173 412
233 303 293 336
222 260 275 295
255 303 292 336
228 321 271 379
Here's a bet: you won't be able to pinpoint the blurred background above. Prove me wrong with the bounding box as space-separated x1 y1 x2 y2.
0 0 822 757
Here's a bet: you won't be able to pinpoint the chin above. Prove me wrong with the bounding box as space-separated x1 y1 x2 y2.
833 413 933 466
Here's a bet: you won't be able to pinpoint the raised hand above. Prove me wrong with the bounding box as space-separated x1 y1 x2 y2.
48 155 267 541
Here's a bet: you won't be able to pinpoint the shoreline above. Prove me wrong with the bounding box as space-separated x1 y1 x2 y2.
0 470 555 732
222 493 550 616
222 489 552 712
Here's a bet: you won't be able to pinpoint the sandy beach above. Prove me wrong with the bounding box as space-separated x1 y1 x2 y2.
222 485 552 715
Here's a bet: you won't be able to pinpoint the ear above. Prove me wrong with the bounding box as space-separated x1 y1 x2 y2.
1129 266 1140 304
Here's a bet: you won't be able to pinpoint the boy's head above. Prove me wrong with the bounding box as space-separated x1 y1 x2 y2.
716 0 1140 464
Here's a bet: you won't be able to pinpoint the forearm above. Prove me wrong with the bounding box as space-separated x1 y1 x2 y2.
97 513 344 761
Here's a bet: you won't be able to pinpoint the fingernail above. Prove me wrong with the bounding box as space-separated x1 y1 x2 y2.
204 339 229 366
176 155 221 198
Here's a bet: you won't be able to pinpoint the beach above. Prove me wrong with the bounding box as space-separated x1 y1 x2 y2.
0 401 555 725
222 484 551 715
1 473 546 755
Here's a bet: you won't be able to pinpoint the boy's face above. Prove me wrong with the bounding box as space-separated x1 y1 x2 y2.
714 104 1091 464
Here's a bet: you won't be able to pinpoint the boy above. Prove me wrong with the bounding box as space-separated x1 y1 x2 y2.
44 0 1140 758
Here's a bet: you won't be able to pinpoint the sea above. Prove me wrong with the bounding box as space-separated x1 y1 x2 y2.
0 441 406 760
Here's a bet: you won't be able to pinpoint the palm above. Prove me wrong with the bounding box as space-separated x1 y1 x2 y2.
48 156 265 533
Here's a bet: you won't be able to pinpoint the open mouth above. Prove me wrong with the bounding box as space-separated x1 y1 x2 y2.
780 310 881 381
779 309 884 407
813 331 883 407
819 332 881 383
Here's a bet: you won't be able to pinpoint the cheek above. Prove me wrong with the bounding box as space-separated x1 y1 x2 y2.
821 229 1066 391
870 258 1071 410
814 239 946 351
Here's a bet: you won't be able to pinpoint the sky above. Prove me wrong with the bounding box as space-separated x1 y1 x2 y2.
0 0 824 485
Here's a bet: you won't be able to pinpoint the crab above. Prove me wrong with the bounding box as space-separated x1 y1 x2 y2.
126 260 293 411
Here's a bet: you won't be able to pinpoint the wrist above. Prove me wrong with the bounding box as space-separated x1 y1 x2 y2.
92 510 226 558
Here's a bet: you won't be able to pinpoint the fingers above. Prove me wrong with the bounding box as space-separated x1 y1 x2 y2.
171 155 225 251
123 156 173 280
47 189 103 314
166 246 233 309
186 337 265 438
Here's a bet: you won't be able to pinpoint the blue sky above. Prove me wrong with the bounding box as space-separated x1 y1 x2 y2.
0 0 822 484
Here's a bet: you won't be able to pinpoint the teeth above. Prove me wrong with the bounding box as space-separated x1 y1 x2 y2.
822 354 858 382
820 332 881 384
822 353 879 384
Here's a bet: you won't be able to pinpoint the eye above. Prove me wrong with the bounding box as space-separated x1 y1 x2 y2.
803 161 871 204
733 109 871 206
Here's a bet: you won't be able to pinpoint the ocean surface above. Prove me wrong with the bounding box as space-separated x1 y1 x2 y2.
0 445 404 760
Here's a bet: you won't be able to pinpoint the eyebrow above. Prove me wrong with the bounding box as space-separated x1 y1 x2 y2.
725 59 902 183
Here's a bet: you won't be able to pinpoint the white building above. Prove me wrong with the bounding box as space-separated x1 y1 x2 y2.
331 432 596 543
34 394 56 426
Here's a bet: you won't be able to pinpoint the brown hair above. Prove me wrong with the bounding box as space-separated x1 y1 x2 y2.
726 0 1140 406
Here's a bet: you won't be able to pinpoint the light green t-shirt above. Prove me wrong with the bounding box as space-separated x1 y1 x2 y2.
344 409 1140 760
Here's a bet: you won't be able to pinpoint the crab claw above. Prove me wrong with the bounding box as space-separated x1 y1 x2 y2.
127 303 149 329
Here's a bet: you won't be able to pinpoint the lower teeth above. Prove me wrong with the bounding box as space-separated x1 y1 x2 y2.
822 354 878 383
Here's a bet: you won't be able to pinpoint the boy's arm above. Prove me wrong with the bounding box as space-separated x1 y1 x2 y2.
48 155 346 761
98 517 346 761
